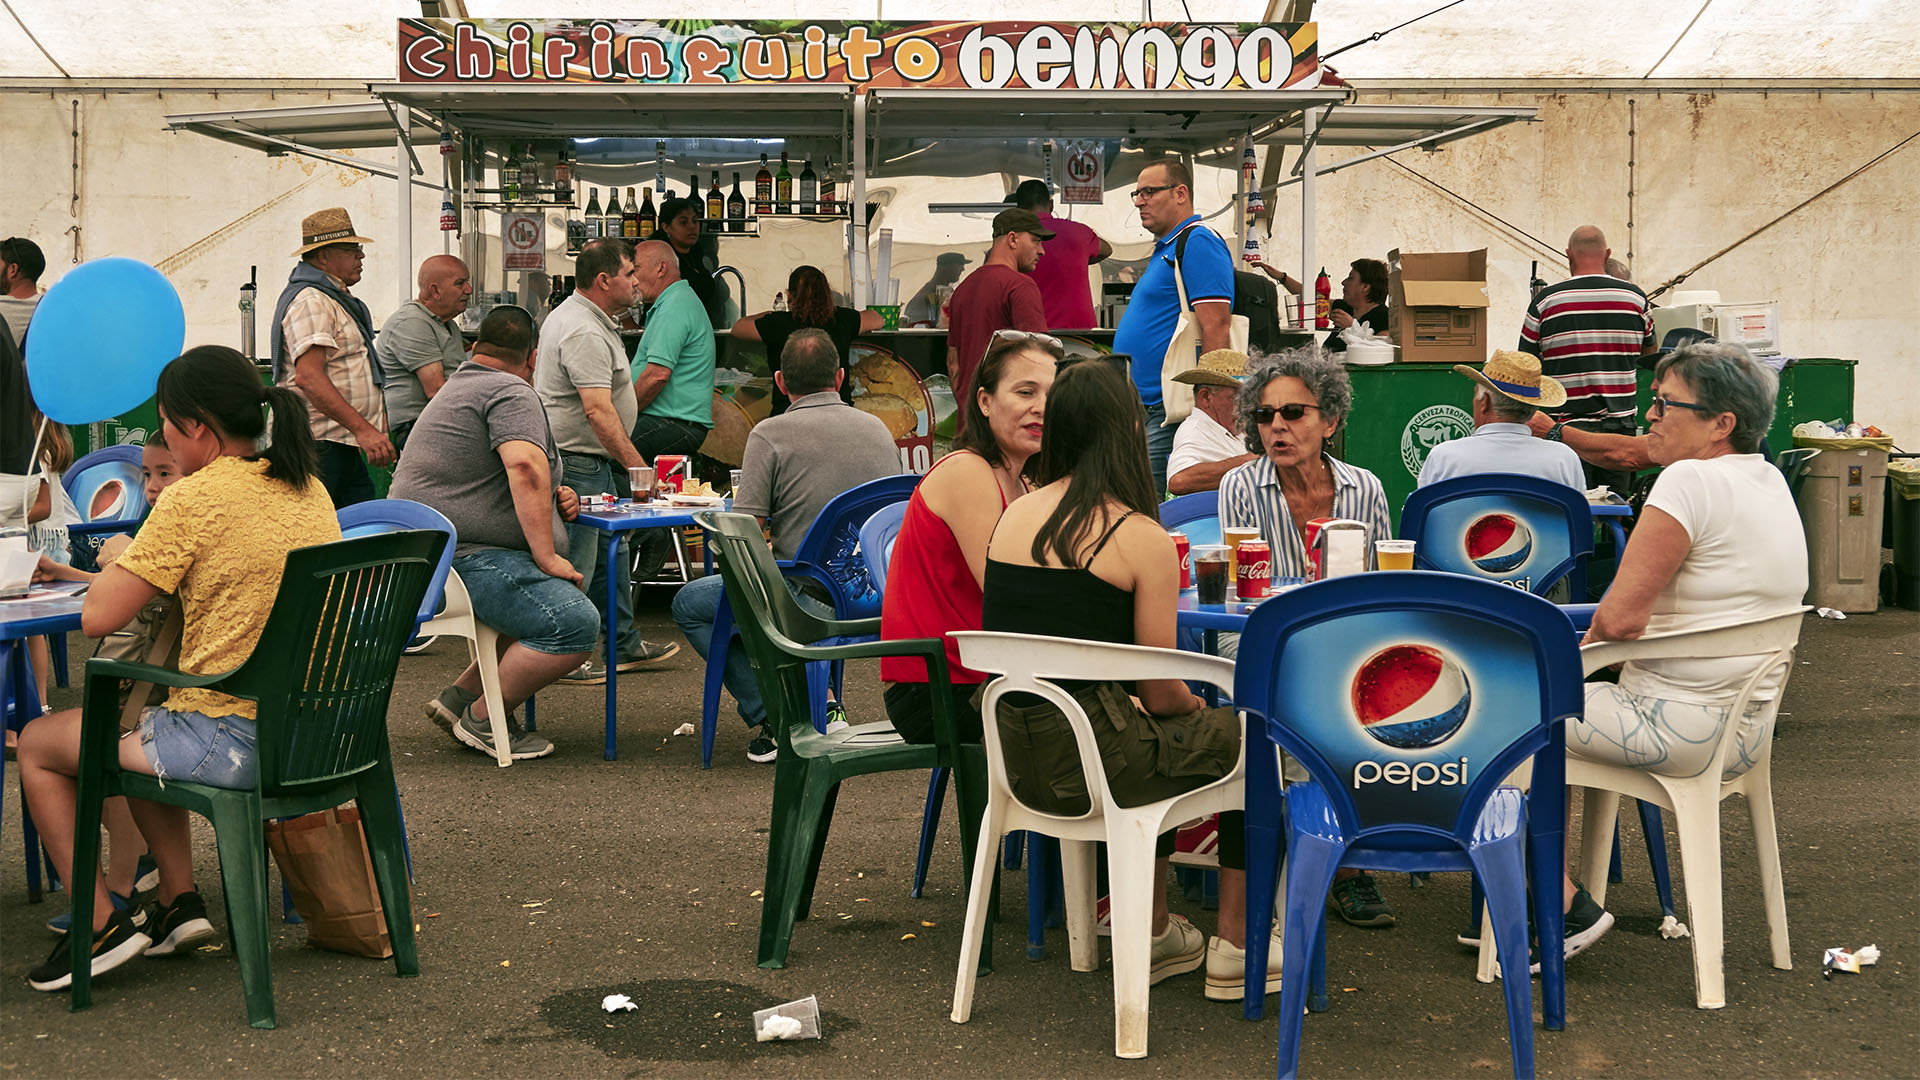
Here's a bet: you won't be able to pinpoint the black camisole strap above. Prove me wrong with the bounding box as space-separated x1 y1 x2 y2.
1083 510 1137 569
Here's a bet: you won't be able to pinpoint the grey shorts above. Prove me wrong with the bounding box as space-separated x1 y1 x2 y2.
138 706 257 790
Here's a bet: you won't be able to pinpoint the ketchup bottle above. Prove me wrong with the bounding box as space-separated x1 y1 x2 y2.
1314 267 1332 330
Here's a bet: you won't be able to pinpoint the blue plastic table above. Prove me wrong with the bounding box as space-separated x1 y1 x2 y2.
571 499 728 760
2 587 85 901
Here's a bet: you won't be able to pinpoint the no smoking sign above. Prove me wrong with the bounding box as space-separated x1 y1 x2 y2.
501 211 546 271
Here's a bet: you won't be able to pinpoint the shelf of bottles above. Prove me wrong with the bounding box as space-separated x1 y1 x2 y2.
459 139 851 259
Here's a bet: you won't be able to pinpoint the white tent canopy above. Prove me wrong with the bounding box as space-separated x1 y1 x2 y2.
3 1 1915 83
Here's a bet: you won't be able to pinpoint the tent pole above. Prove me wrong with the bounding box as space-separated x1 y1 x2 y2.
1299 106 1317 329
851 92 870 306
398 127 415 312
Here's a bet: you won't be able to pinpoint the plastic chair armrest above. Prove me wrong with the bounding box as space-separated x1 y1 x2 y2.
83 656 238 691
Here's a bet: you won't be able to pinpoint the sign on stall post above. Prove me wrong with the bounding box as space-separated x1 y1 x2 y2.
501 212 545 271
1060 141 1105 205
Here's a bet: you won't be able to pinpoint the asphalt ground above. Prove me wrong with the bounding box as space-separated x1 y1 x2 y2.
2 595 1915 1079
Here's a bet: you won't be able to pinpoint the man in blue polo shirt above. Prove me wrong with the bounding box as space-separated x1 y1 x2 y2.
1112 158 1236 494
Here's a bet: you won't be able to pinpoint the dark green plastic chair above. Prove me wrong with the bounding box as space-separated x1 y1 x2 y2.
66 530 447 1028
695 511 991 970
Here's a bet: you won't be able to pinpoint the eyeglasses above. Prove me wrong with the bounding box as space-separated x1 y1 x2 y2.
1128 183 1177 204
992 329 1064 350
1252 403 1323 425
1650 396 1719 419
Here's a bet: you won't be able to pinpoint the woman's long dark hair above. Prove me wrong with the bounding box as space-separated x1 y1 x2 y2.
1026 358 1161 567
952 334 1065 470
156 345 317 490
787 265 835 328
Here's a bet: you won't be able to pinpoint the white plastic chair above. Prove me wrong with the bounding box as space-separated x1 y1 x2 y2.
417 569 516 768
948 631 1244 1060
1484 607 1807 1008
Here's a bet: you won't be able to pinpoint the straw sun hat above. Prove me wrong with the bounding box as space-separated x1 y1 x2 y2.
1172 348 1250 388
1454 350 1567 410
292 207 374 257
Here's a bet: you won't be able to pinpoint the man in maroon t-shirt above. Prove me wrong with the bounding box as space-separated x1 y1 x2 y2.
947 208 1051 409
1014 179 1111 331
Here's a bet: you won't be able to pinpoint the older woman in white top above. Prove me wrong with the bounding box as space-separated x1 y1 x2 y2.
1550 342 1807 968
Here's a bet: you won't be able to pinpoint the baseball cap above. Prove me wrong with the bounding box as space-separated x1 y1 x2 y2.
992 208 1056 241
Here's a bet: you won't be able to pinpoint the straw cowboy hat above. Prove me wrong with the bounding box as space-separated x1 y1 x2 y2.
1454 350 1567 410
292 207 374 257
1172 348 1250 388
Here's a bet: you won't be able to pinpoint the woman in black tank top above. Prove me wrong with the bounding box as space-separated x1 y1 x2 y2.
981 359 1279 1002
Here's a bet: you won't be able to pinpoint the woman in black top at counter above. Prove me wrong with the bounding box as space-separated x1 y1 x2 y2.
731 264 884 415
1250 257 1390 353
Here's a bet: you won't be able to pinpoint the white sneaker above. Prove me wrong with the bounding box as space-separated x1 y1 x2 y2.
1204 933 1284 1001
1148 913 1206 985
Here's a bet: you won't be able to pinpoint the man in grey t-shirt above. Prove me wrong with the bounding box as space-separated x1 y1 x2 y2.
534 238 677 680
392 306 598 761
376 254 472 455
671 328 901 763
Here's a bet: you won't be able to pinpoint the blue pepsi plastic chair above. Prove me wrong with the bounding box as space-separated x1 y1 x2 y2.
1236 572 1584 1079
62 446 147 536
856 500 908 596
1159 489 1222 546
1399 473 1594 599
698 474 920 768
338 499 458 637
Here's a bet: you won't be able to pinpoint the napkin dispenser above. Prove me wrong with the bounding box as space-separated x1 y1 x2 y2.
1302 517 1368 581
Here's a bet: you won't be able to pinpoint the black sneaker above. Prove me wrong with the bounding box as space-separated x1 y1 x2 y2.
1527 887 1615 974
1327 873 1396 928
142 890 219 957
745 726 778 763
28 909 149 991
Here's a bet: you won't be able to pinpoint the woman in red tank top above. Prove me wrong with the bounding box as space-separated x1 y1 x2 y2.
881 331 1064 745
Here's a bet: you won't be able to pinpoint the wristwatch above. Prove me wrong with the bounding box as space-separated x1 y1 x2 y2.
1544 421 1567 442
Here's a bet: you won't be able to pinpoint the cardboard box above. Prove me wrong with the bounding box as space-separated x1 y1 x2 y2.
1387 248 1489 364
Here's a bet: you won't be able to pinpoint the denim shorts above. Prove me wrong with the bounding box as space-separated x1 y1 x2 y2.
452 547 600 655
139 707 257 790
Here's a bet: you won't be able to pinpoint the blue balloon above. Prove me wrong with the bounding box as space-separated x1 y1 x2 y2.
25 257 185 425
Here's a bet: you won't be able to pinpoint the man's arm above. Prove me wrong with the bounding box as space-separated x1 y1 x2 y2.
416 363 447 399
1092 234 1113 263
498 440 583 586
577 385 645 468
1168 454 1257 495
632 362 672 413
1192 300 1233 353
1528 411 1652 472
293 347 395 466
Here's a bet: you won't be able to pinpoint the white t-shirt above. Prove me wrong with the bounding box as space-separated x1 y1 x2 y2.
1166 407 1247 488
1621 454 1807 705
27 466 76 566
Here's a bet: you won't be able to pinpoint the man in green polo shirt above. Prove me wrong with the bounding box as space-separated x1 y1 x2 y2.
629 239 717 577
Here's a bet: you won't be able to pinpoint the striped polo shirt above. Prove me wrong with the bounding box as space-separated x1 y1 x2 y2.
1218 453 1393 578
1518 275 1655 419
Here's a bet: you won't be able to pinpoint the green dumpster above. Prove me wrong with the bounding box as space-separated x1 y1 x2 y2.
1334 361 1474 531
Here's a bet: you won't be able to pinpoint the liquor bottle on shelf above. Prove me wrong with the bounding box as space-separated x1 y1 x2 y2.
620 187 639 239
774 151 793 213
519 143 539 200
503 144 521 202
584 187 604 239
683 173 699 213
727 172 746 234
818 158 836 215
547 276 565 311
637 185 657 239
754 154 772 216
566 189 587 250
706 170 724 222
799 158 817 214
554 143 573 202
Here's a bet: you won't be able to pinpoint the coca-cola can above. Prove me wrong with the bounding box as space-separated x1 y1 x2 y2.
1169 531 1191 590
1236 540 1272 600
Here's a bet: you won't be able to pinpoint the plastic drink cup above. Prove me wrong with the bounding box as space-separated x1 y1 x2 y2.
1222 526 1260 551
628 466 656 501
730 468 745 495
1375 539 1416 571
1193 545 1232 604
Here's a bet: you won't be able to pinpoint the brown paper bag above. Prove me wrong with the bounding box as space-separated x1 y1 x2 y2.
264 807 398 959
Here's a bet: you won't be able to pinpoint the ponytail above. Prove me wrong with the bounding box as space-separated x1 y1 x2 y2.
156 345 318 491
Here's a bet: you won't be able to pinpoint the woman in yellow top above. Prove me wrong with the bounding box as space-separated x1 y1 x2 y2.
19 345 341 992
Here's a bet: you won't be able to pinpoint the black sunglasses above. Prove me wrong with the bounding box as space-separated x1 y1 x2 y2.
1252 403 1323 425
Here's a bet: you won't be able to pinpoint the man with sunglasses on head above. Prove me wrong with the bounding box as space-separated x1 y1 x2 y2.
1112 158 1236 495
946 208 1053 412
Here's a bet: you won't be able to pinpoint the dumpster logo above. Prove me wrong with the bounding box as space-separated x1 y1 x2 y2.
1464 513 1532 574
1399 404 1472 478
1352 643 1471 750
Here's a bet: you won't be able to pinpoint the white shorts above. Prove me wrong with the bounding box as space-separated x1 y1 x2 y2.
1571 682 1774 781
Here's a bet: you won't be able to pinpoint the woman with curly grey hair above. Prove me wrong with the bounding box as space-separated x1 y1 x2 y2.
1215 347 1396 929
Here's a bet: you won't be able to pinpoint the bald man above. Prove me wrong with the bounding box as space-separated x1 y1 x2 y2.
1518 225 1655 490
378 254 474 456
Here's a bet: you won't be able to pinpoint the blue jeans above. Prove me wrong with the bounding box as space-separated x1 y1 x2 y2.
1143 400 1176 497
561 453 647 660
452 548 599 655
671 573 831 727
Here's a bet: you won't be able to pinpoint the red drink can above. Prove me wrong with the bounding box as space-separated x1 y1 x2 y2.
1169 531 1191 589
1236 540 1272 600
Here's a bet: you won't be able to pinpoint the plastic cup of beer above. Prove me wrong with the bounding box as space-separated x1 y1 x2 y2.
1375 539 1417 571
1222 526 1260 551
628 466 656 502
730 469 745 496
1193 545 1233 604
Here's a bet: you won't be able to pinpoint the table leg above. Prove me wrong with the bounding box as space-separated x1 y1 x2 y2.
5 640 48 901
604 531 621 761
